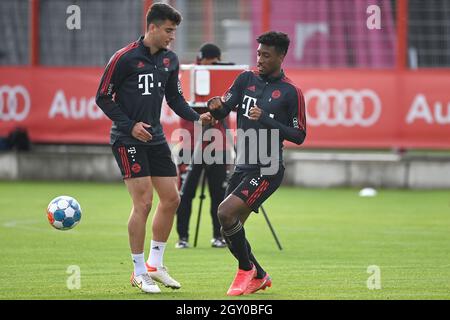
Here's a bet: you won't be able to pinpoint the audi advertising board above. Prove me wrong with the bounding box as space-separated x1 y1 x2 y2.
292 69 450 149
1 67 449 148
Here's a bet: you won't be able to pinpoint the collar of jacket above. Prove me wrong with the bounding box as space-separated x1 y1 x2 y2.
138 35 168 57
258 69 285 83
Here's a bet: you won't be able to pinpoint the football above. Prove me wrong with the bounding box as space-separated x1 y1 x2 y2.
46 196 82 230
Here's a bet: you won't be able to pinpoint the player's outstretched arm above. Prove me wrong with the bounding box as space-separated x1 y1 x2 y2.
165 56 201 122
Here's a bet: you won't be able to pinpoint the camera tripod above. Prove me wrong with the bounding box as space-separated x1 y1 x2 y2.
184 118 283 250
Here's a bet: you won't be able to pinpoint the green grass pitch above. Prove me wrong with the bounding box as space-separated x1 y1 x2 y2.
0 181 449 300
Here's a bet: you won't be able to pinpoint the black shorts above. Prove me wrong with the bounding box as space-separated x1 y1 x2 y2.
225 166 285 213
112 142 177 179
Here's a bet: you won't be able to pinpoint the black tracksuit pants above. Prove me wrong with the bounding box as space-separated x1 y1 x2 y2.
176 162 227 241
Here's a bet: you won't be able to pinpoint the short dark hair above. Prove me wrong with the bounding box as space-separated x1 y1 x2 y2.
197 43 221 60
146 3 182 28
257 31 290 56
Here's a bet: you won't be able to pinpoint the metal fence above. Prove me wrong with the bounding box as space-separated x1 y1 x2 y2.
0 0 449 68
0 0 29 65
408 0 450 68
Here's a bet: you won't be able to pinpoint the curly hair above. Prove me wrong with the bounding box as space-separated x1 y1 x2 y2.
257 31 290 56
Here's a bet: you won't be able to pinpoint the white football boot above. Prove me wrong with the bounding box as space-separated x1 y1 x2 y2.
131 273 161 293
146 263 181 289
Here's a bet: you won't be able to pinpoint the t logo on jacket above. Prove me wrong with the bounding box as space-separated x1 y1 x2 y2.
242 95 256 118
138 73 161 95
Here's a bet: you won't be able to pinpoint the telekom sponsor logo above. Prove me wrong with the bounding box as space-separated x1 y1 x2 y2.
406 94 450 125
305 89 382 127
0 85 31 121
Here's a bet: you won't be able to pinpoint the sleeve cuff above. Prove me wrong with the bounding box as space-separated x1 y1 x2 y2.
127 120 136 135
259 110 272 124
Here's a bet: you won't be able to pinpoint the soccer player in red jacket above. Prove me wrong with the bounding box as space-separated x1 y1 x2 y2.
96 3 212 293
208 31 307 295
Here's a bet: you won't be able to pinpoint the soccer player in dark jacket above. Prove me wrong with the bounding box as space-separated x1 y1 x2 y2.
207 31 306 296
96 3 212 294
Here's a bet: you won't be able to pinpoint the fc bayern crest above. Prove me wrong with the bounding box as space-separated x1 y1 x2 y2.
131 163 141 173
272 90 281 99
163 58 170 68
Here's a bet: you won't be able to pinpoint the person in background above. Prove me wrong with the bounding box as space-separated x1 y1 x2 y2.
175 43 231 249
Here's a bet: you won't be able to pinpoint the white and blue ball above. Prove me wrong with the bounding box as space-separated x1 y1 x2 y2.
47 196 82 230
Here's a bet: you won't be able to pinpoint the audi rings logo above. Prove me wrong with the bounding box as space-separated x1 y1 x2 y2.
0 85 31 121
305 89 381 127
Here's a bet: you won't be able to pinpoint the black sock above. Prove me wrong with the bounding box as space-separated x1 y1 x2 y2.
223 221 252 271
221 228 238 258
246 241 266 279
221 225 265 277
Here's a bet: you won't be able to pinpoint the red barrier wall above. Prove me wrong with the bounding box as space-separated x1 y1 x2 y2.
289 69 450 148
1 67 449 148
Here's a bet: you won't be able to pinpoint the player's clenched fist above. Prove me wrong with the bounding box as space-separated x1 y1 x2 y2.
199 112 218 126
131 122 152 142
207 96 223 110
249 105 263 121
